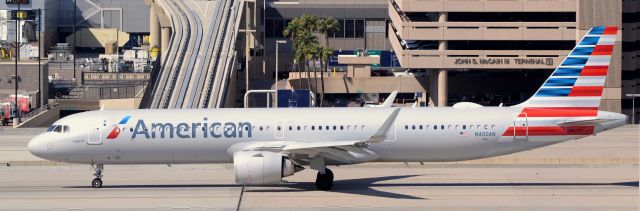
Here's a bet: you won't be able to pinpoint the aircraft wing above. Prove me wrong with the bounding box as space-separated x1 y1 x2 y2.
228 108 401 164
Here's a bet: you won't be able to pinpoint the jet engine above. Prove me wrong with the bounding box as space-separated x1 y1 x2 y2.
233 151 303 185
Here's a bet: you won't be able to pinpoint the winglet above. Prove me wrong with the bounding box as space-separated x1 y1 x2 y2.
366 108 401 143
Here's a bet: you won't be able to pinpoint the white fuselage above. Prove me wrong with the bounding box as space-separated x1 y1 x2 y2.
27 107 626 165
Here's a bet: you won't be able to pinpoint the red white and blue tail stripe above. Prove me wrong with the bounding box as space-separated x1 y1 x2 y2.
504 26 618 137
516 26 618 111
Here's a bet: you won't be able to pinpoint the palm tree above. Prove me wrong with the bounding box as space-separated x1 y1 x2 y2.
296 31 317 91
317 46 334 106
284 15 338 104
316 17 340 49
283 18 303 89
299 15 319 94
315 17 339 107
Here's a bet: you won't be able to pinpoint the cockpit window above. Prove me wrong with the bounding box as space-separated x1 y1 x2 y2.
47 125 70 133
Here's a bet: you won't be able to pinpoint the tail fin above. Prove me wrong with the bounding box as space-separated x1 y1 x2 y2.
516 26 618 111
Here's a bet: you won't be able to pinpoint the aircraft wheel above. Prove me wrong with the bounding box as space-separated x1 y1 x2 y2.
91 178 103 188
315 168 334 190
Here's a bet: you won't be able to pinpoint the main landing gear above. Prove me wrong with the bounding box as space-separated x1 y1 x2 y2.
91 164 104 188
315 168 334 190
311 157 334 190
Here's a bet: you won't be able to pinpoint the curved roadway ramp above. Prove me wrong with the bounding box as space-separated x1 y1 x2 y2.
146 0 244 109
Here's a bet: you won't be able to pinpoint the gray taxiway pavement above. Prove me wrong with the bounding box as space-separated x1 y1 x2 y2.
0 126 638 210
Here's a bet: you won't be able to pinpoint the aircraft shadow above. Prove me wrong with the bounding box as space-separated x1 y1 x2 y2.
248 176 639 200
64 175 638 200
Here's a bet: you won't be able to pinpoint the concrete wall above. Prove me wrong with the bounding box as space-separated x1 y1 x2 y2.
16 106 59 128
287 74 428 94
0 62 48 108
57 0 150 33
99 98 141 110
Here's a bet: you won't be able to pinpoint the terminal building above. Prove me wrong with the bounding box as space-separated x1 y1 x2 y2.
0 0 637 125
258 0 635 121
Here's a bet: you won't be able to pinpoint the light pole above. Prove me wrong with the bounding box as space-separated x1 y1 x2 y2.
275 40 286 108
73 0 77 80
14 3 23 123
627 94 640 124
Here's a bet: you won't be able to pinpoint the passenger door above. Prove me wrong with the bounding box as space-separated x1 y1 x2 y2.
87 122 104 145
512 113 528 141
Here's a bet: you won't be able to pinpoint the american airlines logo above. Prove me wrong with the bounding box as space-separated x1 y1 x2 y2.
131 118 253 139
106 116 131 139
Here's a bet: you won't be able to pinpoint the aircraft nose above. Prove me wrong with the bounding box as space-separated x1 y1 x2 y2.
28 135 50 159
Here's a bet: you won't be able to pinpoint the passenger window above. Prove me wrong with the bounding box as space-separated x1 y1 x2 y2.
477 125 481 129
433 125 437 130
277 126 281 131
448 125 452 129
333 126 337 130
412 125 416 130
405 125 408 130
319 126 323 130
491 125 495 129
463 125 466 130
347 125 351 130
419 125 423 130
297 126 301 130
288 126 292 131
259 126 263 131
312 126 315 130
441 125 444 130
484 125 488 130
455 125 459 130
470 125 474 129
326 126 329 130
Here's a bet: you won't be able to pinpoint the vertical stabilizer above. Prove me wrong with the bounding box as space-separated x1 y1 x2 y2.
516 26 618 114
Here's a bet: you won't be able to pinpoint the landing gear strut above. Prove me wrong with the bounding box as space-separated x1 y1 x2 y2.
315 168 334 190
91 164 104 188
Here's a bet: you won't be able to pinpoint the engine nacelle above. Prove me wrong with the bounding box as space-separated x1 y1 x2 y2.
234 151 301 185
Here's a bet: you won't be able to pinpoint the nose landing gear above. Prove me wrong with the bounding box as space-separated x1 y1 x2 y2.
91 164 104 188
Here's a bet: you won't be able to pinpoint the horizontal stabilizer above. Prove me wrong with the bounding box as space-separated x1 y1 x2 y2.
558 119 610 127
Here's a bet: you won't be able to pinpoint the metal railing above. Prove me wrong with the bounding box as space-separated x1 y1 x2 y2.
59 81 148 100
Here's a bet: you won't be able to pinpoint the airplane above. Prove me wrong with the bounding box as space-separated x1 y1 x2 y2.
28 26 626 190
